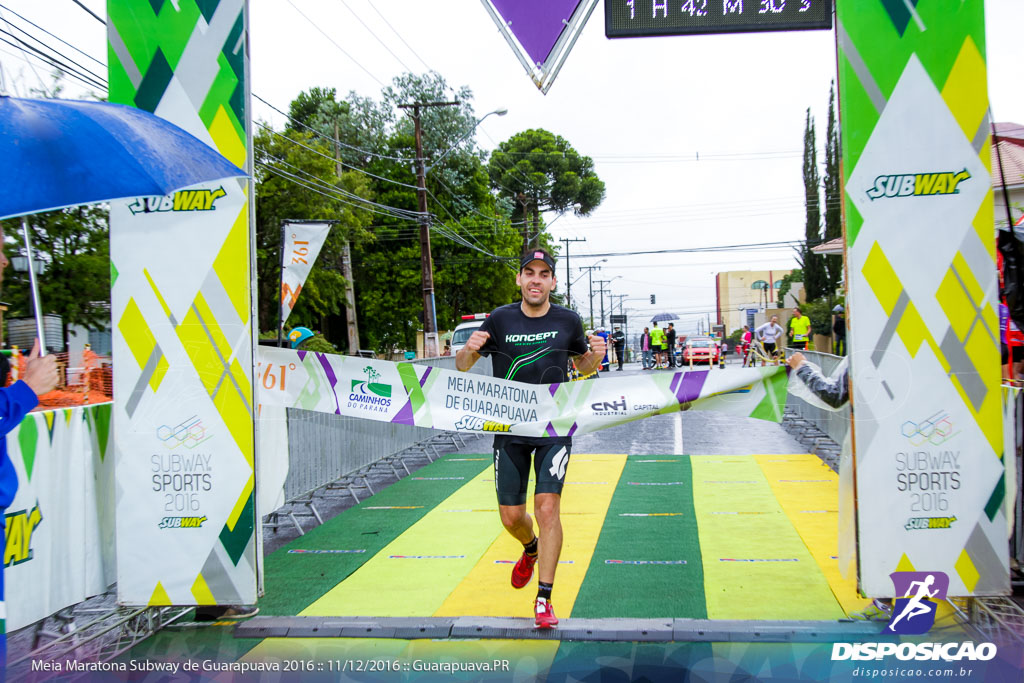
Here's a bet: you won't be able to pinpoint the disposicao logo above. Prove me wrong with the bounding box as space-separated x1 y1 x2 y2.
866 170 970 200
831 570 998 662
887 571 947 634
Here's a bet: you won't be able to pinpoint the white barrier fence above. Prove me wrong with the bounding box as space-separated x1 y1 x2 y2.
4 404 115 631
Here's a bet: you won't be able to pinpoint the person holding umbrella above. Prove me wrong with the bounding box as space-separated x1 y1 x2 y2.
0 227 59 666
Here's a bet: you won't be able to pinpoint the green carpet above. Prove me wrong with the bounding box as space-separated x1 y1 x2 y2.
259 455 493 616
569 455 706 618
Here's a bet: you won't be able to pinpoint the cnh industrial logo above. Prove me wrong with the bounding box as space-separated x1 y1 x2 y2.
831 571 997 662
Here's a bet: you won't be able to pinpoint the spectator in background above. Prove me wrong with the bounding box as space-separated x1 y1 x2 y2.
595 327 610 372
640 327 653 370
611 325 626 371
756 315 785 359
832 306 846 356
0 227 60 666
741 325 753 367
665 323 677 368
650 322 666 369
788 307 811 350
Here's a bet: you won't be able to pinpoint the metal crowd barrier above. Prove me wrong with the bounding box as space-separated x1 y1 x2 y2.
783 349 850 448
271 355 492 533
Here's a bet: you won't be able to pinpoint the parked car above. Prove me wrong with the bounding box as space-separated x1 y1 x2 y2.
450 313 489 354
682 337 720 365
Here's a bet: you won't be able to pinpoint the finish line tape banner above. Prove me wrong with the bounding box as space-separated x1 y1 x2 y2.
838 1 1008 596
257 347 787 436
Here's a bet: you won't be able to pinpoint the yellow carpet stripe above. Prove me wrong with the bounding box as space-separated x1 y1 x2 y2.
754 454 871 617
691 454 845 620
434 453 627 618
298 467 503 617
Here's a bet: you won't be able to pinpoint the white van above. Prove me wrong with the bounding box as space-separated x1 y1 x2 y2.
450 313 489 354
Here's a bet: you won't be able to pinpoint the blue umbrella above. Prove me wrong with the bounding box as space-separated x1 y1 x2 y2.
0 95 246 220
0 95 247 352
650 312 679 323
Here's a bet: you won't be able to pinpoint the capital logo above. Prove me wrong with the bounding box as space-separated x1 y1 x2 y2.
127 187 227 214
866 170 970 200
887 571 948 634
351 365 391 398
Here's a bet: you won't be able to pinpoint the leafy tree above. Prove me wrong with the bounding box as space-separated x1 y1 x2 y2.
487 129 605 251
253 122 374 339
800 109 827 301
1 205 110 350
776 268 804 308
823 82 843 293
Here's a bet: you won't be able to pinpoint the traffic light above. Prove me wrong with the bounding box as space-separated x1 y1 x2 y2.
650 294 656 304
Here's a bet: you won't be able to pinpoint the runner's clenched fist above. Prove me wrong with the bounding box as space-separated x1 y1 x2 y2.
463 330 490 354
588 334 607 358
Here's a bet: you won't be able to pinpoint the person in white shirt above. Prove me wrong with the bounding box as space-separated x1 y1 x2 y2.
755 315 785 359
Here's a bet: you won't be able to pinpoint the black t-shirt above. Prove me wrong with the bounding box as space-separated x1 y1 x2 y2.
477 303 588 384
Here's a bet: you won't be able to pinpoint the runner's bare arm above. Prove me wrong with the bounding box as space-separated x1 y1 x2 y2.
456 330 490 372
574 334 607 376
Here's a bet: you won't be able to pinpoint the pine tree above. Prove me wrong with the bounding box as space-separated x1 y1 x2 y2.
800 108 827 301
822 82 843 294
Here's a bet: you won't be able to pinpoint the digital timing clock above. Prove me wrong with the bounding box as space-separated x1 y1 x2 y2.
605 0 833 38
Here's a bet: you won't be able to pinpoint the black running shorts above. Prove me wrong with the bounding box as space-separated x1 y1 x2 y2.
493 436 572 506
763 342 777 355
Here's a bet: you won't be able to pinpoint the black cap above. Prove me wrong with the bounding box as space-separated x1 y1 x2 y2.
520 248 557 273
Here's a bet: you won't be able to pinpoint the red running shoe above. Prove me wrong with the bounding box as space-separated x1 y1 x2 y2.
534 597 558 628
511 550 538 589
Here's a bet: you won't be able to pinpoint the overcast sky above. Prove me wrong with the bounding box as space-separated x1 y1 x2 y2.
1 1 1022 334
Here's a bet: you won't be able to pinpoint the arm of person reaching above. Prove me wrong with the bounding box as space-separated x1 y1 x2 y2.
573 334 608 377
787 352 849 409
456 330 490 372
0 339 58 436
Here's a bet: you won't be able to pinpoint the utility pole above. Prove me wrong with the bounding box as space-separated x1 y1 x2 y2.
595 279 614 328
581 265 601 329
333 115 360 355
398 100 459 357
558 237 585 309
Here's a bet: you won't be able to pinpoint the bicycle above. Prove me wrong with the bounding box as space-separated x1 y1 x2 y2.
744 339 783 367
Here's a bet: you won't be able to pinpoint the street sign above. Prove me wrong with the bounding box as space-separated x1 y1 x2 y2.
610 314 628 325
605 0 832 39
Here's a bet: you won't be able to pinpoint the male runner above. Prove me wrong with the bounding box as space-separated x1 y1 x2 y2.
650 322 666 369
788 307 811 350
456 249 606 628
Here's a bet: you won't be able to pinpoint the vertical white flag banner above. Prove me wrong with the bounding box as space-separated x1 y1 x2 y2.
280 222 331 326
108 0 257 606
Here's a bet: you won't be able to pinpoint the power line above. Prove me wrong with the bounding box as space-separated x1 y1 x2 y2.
366 0 433 73
0 21 106 87
255 121 422 191
70 0 104 25
253 92 410 162
336 0 413 73
0 3 104 66
283 0 385 87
